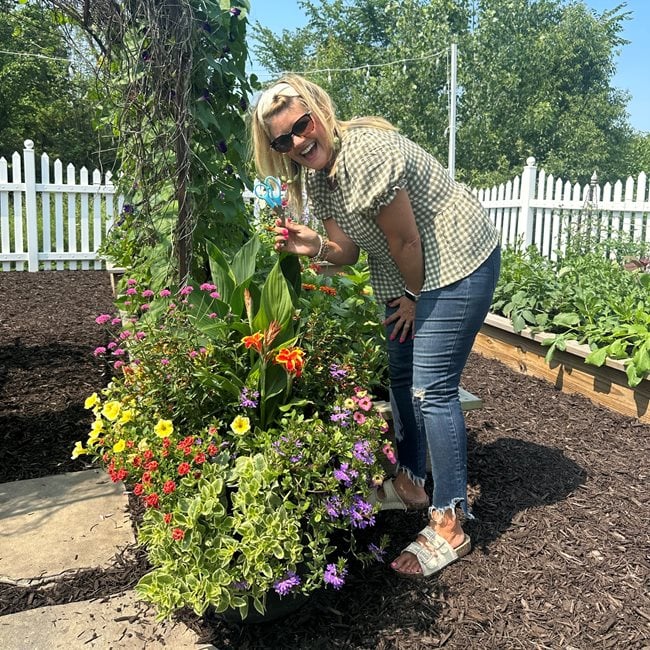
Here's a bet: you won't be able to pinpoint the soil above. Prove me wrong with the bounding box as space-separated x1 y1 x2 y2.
0 270 649 649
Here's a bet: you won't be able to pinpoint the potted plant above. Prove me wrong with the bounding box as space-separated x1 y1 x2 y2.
73 234 394 621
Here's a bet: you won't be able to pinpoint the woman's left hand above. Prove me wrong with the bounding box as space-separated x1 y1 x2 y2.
383 296 417 343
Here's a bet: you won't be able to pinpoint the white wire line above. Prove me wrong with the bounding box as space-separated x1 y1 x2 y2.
250 46 450 78
0 49 70 62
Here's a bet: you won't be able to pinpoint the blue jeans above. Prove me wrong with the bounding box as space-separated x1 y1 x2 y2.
385 247 500 518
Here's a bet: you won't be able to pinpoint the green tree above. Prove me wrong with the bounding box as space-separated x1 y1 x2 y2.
253 0 634 186
0 1 104 167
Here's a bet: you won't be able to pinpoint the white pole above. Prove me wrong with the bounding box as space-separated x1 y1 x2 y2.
448 43 457 179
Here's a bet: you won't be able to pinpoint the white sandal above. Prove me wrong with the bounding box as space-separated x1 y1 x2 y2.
368 478 429 511
393 526 471 578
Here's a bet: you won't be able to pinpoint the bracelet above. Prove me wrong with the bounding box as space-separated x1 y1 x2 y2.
404 287 421 302
309 234 329 263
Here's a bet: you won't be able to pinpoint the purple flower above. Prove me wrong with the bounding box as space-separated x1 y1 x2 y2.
323 563 347 590
273 571 301 596
368 543 386 562
122 204 134 214
325 496 343 519
217 140 228 153
329 364 347 380
229 7 241 16
330 406 350 424
333 462 358 487
231 580 249 591
239 387 259 409
347 496 375 529
353 440 374 465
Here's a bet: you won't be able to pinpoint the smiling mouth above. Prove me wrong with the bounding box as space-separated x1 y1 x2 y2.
300 142 316 156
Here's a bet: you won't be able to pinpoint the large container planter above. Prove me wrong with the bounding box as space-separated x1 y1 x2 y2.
473 313 650 423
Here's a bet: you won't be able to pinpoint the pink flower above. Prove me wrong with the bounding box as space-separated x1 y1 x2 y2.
112 348 126 356
126 278 137 286
357 396 373 411
111 318 122 326
353 411 366 425
161 358 170 365
200 283 216 291
382 443 397 465
119 330 131 340
93 346 107 356
135 331 146 340
142 289 155 298
210 291 221 299
141 303 150 311
179 286 193 296
107 341 117 350
126 287 138 295
208 312 218 318
95 314 112 325
114 360 124 369
159 289 172 297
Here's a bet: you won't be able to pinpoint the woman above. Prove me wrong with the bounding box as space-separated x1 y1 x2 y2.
250 74 500 578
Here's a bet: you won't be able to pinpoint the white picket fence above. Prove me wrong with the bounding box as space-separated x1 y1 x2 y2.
476 156 650 259
0 140 120 271
2 143 650 272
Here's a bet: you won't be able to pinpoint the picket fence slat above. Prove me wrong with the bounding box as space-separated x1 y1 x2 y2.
1 144 649 273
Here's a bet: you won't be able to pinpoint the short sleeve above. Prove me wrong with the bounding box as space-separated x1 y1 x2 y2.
339 130 406 220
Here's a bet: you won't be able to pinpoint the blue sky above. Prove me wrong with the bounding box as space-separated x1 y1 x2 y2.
247 0 650 133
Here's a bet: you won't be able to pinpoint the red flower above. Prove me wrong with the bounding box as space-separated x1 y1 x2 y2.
242 331 264 353
133 483 144 495
207 444 218 456
162 437 172 448
194 453 206 465
115 468 128 481
275 347 305 377
178 462 191 476
146 460 159 471
163 480 176 494
143 449 154 461
163 512 172 524
132 456 142 468
172 528 185 541
144 493 160 508
142 471 152 484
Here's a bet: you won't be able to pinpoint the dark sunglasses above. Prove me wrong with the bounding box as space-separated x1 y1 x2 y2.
269 112 315 153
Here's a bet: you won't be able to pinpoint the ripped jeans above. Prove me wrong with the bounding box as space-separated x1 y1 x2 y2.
385 247 500 518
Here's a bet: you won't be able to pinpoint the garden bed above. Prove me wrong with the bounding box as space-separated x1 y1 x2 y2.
473 313 650 424
0 271 648 648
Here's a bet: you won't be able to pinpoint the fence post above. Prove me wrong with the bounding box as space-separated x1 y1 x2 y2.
519 156 537 247
24 140 39 271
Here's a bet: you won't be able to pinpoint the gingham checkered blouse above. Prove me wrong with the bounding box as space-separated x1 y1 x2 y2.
306 127 499 304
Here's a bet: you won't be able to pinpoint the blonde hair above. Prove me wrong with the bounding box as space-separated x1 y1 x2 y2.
250 74 396 212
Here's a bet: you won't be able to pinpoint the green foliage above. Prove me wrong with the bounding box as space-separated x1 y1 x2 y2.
253 0 636 186
75 236 393 619
0 1 106 167
493 233 650 387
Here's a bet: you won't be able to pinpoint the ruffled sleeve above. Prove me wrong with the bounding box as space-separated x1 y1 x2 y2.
338 129 407 220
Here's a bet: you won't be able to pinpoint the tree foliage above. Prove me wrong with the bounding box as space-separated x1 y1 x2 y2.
253 0 644 186
0 0 103 167
46 0 258 285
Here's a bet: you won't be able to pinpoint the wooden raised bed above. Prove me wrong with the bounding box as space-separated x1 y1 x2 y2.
473 313 650 423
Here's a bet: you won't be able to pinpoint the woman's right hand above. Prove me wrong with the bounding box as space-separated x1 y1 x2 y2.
274 218 320 257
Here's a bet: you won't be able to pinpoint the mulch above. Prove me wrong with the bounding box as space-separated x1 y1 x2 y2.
0 270 648 649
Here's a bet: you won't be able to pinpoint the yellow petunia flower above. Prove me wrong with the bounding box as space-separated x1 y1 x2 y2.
102 400 121 421
230 415 251 435
71 441 87 459
344 398 355 410
113 439 126 453
138 439 150 451
91 419 103 435
84 393 99 409
154 419 174 438
119 409 135 424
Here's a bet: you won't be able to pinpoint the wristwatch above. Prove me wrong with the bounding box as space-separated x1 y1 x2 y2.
404 288 421 303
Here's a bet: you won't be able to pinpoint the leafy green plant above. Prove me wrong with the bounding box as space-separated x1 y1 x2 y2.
492 236 650 386
74 236 393 620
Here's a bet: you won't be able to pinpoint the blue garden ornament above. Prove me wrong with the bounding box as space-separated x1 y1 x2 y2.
254 176 284 222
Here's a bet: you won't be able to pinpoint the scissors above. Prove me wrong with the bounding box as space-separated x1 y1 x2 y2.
254 176 284 225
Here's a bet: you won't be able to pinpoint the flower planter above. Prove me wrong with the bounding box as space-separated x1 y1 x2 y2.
472 313 650 423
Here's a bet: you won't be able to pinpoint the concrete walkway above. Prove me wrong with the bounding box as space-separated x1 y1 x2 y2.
0 470 216 649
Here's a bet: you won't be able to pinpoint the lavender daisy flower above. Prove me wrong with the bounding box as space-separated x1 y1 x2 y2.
325 496 343 519
323 563 347 590
347 496 376 529
239 387 259 409
352 440 374 465
333 462 358 487
368 543 386 562
329 363 347 380
273 571 301 596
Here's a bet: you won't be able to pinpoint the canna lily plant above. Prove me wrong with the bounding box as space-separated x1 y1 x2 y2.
74 234 394 620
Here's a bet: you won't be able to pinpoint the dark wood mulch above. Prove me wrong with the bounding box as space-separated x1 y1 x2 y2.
0 270 648 649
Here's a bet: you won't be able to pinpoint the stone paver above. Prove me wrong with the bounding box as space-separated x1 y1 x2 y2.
0 470 215 648
0 591 216 649
0 470 132 583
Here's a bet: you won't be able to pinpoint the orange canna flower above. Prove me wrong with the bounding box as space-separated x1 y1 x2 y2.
242 331 264 353
275 346 305 377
